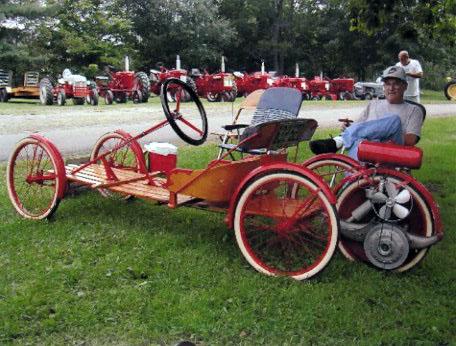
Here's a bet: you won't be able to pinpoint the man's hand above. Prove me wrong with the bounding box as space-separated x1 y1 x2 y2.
338 118 353 131
404 133 418 146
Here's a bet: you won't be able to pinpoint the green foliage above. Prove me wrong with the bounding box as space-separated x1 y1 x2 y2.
0 117 455 344
1 0 455 87
33 0 134 75
0 0 57 72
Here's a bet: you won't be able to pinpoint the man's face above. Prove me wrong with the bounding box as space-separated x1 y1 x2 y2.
399 53 409 65
383 78 407 104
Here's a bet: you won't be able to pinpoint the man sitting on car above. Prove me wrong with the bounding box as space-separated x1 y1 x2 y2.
309 66 424 160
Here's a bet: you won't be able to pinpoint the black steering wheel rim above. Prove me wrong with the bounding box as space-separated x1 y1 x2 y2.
160 78 208 146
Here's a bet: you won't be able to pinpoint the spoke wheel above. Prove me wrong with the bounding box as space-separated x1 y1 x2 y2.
160 78 208 146
234 172 338 280
7 138 63 219
90 131 144 199
304 156 360 189
337 173 434 272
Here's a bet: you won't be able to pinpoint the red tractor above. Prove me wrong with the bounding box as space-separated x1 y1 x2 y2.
233 71 275 97
149 66 195 102
39 69 98 106
308 76 332 100
329 78 355 100
190 69 237 102
272 76 309 99
95 64 150 105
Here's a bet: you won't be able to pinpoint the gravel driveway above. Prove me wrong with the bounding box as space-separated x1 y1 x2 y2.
0 101 454 162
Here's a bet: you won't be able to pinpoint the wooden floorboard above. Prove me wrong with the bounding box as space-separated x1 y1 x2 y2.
65 164 194 205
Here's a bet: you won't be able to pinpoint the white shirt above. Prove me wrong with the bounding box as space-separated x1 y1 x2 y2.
396 59 423 97
357 100 424 138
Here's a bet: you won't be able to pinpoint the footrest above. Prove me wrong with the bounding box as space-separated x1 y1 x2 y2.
65 164 194 204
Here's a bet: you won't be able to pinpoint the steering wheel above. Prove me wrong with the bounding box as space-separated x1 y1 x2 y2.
160 78 208 146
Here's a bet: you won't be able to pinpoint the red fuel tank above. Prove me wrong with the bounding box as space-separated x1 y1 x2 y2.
357 141 423 169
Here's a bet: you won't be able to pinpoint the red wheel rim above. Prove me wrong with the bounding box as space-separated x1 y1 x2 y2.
338 175 432 268
8 139 59 218
239 176 335 276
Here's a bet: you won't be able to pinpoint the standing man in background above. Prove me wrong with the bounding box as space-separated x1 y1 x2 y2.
396 50 423 103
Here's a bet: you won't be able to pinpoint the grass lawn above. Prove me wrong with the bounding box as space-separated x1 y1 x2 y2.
0 117 455 344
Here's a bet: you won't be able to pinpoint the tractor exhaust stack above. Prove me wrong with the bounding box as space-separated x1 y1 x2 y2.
221 56 225 73
295 63 300 77
125 56 130 71
176 55 181 70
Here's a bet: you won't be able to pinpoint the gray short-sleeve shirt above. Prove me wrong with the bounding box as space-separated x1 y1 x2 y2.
356 100 424 138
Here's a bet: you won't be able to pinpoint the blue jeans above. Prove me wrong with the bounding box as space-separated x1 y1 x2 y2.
342 115 403 160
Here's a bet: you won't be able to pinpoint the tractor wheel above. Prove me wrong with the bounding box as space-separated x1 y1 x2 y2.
39 77 54 105
135 71 150 102
311 95 321 101
57 91 66 106
228 82 238 101
207 92 221 102
0 88 9 102
105 90 114 105
89 89 99 106
364 92 373 100
344 92 354 100
73 97 85 106
132 90 142 104
444 80 456 100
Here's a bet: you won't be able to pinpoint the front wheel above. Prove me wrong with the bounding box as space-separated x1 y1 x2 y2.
104 90 114 105
90 131 145 198
7 137 65 219
234 172 338 280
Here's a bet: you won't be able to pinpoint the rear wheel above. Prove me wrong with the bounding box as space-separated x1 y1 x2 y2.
303 156 360 189
7 137 63 219
444 80 456 100
135 71 150 102
337 173 434 272
132 90 142 104
207 92 221 102
90 131 144 198
234 172 338 280
39 78 54 105
0 88 9 102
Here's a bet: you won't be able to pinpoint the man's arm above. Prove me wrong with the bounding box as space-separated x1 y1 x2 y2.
406 71 423 78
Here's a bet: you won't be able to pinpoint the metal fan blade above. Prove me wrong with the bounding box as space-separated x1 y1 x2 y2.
379 205 392 220
370 192 388 203
395 189 411 204
393 204 410 219
385 180 398 198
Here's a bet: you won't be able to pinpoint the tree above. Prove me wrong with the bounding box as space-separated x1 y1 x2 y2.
119 0 236 72
34 0 134 75
0 0 57 72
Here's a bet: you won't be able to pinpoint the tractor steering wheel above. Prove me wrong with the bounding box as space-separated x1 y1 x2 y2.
160 78 208 146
